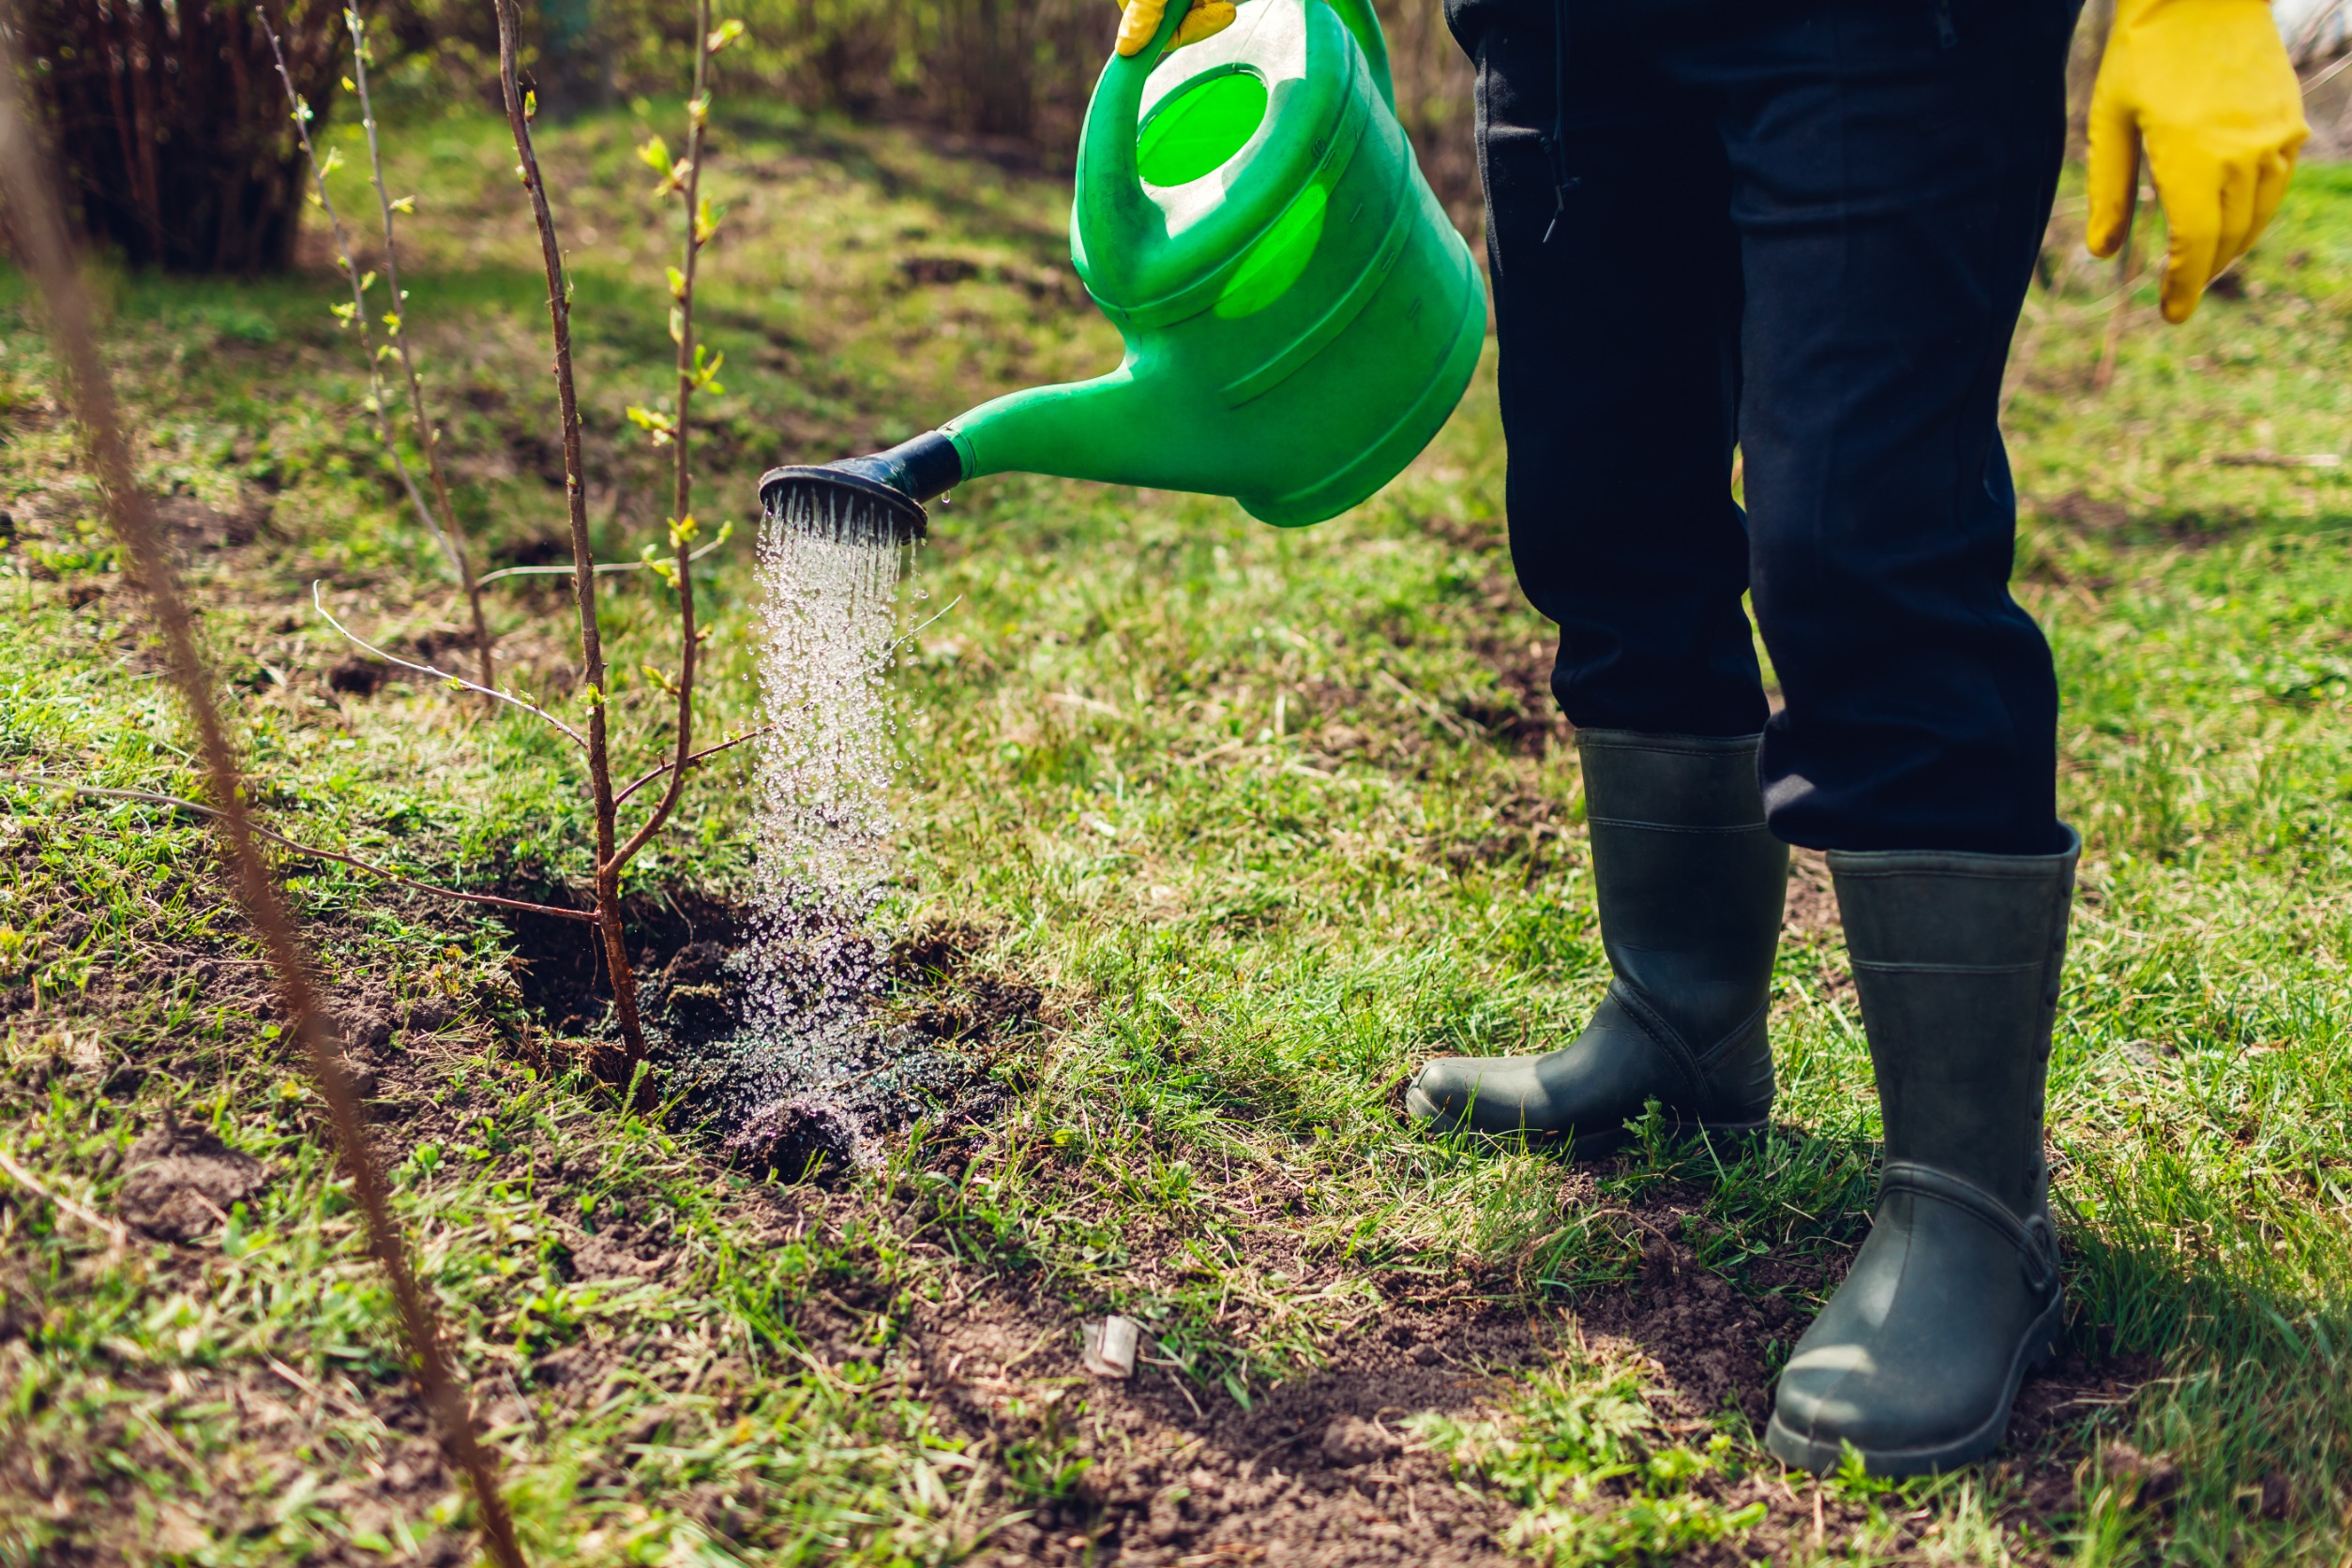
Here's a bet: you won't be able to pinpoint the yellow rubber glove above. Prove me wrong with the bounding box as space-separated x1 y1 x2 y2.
2087 0 2308 324
1115 0 1237 56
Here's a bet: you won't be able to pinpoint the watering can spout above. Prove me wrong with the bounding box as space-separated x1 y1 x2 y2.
756 373 1164 542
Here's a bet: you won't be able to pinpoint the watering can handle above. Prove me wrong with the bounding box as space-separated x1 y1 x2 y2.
1318 0 1395 112
1079 0 1204 229
1080 0 1395 221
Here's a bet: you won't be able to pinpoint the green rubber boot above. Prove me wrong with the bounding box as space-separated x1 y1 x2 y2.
1407 730 1787 1153
1765 829 2080 1476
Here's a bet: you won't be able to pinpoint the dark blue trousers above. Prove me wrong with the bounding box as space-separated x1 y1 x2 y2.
1446 0 2078 854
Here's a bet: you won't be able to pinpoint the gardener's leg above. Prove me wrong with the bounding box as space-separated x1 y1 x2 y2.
1663 0 2081 1473
1408 0 1787 1151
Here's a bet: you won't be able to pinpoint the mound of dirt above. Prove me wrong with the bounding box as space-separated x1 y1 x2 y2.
722 1093 875 1180
118 1122 269 1241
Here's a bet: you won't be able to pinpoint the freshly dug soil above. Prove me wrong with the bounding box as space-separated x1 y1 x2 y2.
497 890 1034 1181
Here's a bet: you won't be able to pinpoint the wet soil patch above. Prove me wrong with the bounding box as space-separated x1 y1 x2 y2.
903 1287 1536 1567
494 889 1033 1181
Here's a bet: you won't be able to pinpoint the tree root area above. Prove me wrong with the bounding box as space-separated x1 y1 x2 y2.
496 888 1035 1182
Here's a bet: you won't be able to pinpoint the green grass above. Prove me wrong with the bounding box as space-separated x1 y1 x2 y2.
3 98 2350 1565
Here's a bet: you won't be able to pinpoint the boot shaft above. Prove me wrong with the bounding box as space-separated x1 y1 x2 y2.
1826 830 2080 1215
1577 730 1787 1056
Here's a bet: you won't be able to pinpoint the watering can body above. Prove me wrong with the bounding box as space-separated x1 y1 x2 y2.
935 0 1485 527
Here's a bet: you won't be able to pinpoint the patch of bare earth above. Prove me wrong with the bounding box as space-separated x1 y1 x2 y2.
902 1289 1533 1566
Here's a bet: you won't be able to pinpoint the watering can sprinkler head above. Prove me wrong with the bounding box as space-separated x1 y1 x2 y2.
758 430 965 546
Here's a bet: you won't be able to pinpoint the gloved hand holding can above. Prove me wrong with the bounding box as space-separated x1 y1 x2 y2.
2087 0 2309 322
1114 0 1237 56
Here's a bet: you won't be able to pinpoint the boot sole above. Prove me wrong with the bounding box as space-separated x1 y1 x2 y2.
1762 1292 2064 1478
1404 1084 1769 1160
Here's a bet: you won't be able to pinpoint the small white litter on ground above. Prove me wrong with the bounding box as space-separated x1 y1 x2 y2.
1082 1315 1139 1379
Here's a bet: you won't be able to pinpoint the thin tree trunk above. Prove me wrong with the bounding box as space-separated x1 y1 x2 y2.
491 0 646 1063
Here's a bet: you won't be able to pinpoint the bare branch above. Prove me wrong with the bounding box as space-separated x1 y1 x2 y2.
0 772 598 923
474 527 733 587
310 582 585 746
612 725 771 810
493 0 643 1057
609 0 716 879
894 593 964 654
344 8 495 689
256 13 469 605
0 42 529 1568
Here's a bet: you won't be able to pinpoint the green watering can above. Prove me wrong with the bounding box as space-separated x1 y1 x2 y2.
759 0 1487 540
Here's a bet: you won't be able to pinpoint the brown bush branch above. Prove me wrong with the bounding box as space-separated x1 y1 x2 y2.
609 0 717 879
492 0 644 1058
0 41 528 1568
612 725 770 811
258 10 485 679
344 8 495 689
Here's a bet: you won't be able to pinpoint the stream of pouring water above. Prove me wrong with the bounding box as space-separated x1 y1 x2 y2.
738 490 919 1116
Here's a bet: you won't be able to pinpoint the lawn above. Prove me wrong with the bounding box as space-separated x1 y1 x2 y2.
1 93 2348 1567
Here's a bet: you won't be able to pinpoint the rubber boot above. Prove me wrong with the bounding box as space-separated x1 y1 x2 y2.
1407 730 1787 1153
1765 829 2080 1476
